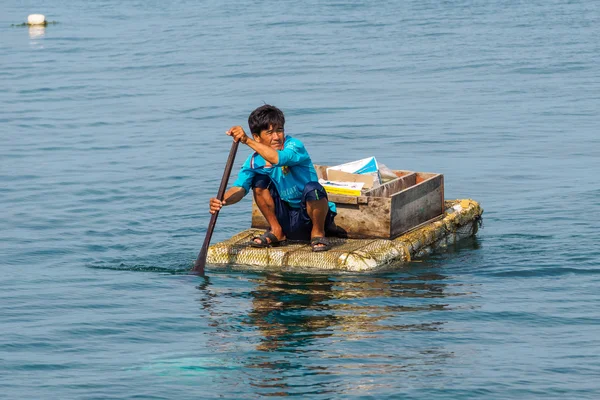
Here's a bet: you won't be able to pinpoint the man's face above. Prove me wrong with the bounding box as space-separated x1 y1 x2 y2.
254 124 285 150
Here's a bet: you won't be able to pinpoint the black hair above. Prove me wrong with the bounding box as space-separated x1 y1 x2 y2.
248 104 285 135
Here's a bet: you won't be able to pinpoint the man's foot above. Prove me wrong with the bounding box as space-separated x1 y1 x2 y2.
250 231 287 248
310 237 331 252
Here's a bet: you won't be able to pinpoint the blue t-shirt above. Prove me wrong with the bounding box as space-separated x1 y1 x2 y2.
232 136 336 212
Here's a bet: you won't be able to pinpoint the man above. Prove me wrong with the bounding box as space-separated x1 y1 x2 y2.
209 105 337 251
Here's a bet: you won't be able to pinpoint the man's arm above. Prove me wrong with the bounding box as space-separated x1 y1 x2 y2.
273 139 309 167
245 139 279 165
209 186 246 214
227 126 279 165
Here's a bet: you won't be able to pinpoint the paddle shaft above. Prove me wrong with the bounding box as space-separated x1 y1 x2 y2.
193 140 240 274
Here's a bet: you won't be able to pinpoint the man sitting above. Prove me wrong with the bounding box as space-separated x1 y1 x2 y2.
209 105 337 251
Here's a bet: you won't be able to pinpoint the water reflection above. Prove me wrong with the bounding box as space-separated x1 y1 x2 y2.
194 271 473 396
29 26 45 40
244 272 454 350
238 271 465 396
246 273 336 352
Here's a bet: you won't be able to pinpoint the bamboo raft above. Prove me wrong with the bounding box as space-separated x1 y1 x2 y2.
206 199 483 272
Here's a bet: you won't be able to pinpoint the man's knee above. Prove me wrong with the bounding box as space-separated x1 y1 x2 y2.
253 186 275 205
253 186 269 195
252 174 273 198
302 181 328 203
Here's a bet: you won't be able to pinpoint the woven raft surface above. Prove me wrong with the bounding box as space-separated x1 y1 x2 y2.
207 199 482 272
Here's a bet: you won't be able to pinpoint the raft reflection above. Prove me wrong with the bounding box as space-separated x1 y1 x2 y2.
246 272 454 351
194 270 473 397
243 271 464 396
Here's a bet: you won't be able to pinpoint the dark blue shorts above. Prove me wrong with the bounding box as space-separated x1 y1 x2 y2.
252 175 337 242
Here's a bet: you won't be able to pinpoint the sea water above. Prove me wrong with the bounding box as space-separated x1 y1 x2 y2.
1 0 599 398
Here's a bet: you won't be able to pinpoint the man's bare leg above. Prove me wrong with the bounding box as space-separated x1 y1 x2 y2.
306 198 328 248
253 187 286 243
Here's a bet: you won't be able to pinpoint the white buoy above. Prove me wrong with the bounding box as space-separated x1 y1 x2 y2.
27 14 46 26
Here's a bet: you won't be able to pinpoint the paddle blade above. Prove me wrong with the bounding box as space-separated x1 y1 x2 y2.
192 212 218 275
193 246 208 274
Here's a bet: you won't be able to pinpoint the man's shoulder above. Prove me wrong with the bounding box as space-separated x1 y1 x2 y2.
284 136 306 150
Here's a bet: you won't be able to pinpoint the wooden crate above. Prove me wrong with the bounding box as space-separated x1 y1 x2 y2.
251 166 444 239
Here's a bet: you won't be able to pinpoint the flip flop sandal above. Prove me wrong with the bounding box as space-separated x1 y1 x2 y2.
311 237 331 252
250 231 286 248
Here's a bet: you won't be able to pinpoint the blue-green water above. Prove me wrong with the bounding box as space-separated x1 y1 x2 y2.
1 1 599 398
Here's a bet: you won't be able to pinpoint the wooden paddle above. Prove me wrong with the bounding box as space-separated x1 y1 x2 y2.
192 139 240 274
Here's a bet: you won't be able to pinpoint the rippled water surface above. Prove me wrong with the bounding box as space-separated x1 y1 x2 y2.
2 0 599 398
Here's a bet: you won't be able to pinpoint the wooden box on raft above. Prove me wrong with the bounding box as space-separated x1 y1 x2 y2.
251 165 445 239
